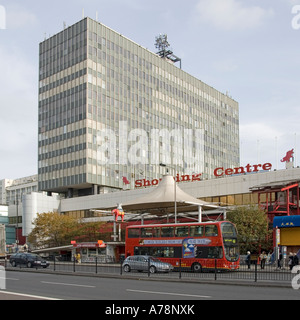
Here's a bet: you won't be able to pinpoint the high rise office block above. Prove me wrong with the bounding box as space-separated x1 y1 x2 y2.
38 18 239 197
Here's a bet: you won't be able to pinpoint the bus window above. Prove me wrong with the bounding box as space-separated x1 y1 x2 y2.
155 247 175 258
190 225 203 237
161 227 174 237
195 246 223 259
175 226 189 237
221 222 237 237
153 227 160 237
207 247 223 259
141 227 153 238
128 229 140 238
205 225 218 236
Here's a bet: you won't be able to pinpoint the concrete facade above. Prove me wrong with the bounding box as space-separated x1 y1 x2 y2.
60 167 300 214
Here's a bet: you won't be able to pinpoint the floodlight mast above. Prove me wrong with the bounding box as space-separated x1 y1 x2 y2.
155 34 182 69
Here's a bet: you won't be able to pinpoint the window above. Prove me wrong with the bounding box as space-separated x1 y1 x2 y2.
221 222 237 237
161 227 174 237
128 228 140 238
205 225 218 236
190 225 203 237
153 227 160 237
175 226 189 237
195 246 223 259
136 246 179 258
141 227 153 238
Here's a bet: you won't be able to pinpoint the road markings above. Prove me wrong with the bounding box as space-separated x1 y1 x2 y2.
0 290 61 300
0 276 19 281
126 289 211 299
41 281 96 288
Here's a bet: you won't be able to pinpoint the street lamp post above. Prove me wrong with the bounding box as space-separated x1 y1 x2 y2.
160 163 177 224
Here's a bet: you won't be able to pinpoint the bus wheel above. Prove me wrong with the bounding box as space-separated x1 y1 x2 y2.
192 262 202 273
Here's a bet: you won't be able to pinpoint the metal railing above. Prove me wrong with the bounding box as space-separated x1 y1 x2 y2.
4 256 298 284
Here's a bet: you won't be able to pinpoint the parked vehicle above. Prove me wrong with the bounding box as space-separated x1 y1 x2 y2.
122 255 173 273
10 253 49 268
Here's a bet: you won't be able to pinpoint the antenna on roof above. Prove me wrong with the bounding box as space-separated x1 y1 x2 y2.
155 34 182 69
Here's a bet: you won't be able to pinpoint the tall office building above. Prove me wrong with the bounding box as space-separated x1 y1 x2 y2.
38 17 239 197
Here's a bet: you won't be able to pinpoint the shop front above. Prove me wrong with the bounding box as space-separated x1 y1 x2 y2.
273 215 300 255
72 241 125 263
72 241 106 263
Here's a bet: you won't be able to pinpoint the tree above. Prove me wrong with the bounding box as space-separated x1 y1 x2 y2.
28 212 78 248
226 205 272 254
74 221 108 243
28 212 107 249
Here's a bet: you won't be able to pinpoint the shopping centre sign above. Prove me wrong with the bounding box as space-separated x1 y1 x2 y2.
134 163 272 187
135 173 202 188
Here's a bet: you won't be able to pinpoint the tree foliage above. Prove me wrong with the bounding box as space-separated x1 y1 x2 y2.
226 206 272 254
28 212 105 249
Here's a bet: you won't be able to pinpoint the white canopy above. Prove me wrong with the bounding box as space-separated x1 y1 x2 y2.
115 175 218 215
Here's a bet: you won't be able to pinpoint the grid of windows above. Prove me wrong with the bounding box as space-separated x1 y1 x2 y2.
38 17 239 194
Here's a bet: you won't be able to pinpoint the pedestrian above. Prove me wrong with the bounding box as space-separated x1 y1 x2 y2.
277 252 283 269
246 251 251 269
289 252 294 270
294 253 299 266
260 251 267 269
267 251 272 264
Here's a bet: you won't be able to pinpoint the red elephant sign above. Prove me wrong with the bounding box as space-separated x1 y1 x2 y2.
281 149 294 163
112 208 125 222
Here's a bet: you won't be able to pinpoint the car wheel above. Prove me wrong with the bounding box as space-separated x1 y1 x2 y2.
27 262 32 268
192 262 202 273
149 266 156 274
11 261 16 267
123 264 131 272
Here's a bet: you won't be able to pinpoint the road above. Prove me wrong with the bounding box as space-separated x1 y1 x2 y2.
0 270 300 301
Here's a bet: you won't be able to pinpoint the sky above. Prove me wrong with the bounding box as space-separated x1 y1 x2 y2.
0 0 300 179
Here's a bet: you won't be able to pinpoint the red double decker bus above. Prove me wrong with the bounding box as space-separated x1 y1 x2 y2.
125 221 240 271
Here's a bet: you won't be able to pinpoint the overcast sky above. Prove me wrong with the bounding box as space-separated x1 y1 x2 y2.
0 0 300 179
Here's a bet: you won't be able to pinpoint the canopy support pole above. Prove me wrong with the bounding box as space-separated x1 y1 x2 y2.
198 205 202 223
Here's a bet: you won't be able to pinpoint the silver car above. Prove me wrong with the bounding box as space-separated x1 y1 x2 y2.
122 255 174 273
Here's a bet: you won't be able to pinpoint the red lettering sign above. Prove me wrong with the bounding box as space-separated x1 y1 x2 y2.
214 163 272 177
134 163 272 188
135 174 202 188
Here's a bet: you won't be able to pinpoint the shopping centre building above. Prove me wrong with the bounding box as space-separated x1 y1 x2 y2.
23 164 300 261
